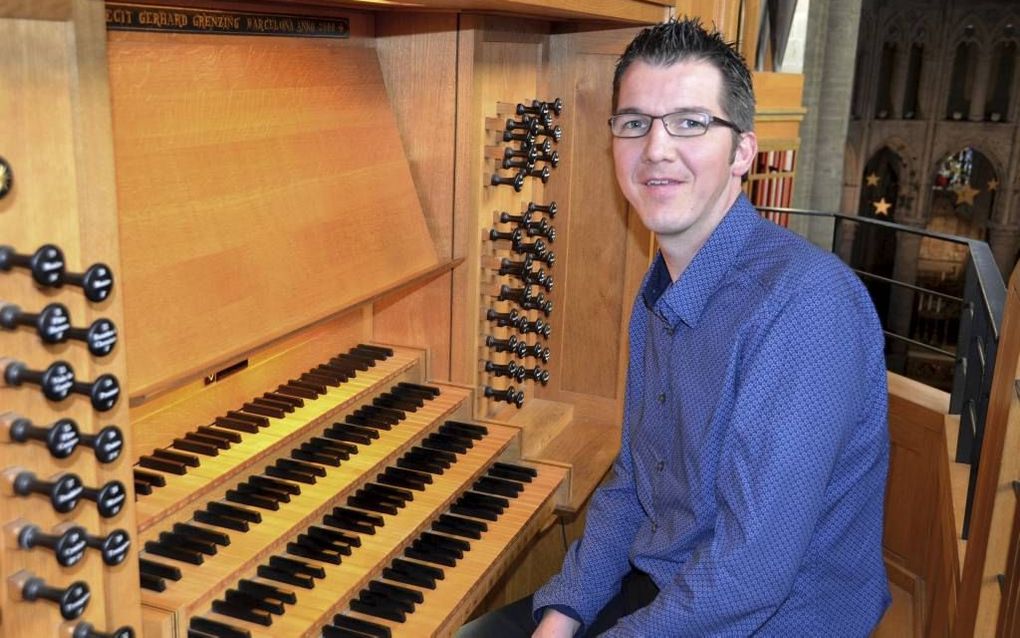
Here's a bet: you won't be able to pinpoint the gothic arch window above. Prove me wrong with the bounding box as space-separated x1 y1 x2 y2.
930 147 998 232
876 41 897 119
986 40 1016 122
853 147 903 324
902 43 924 119
946 40 977 120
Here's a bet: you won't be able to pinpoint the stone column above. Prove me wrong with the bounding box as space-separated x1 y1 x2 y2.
792 0 864 248
969 49 993 122
987 222 1020 279
890 41 911 119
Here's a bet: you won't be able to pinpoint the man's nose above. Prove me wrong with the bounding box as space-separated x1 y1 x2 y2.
642 118 677 162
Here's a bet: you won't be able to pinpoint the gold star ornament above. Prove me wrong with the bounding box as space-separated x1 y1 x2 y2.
954 183 980 206
865 172 880 187
872 198 892 216
988 178 999 191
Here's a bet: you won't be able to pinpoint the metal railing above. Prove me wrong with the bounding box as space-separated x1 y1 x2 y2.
757 205 1006 538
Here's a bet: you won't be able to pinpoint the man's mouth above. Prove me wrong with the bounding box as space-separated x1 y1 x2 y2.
645 178 679 186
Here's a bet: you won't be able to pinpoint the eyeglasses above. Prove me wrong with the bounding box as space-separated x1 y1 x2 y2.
607 110 742 138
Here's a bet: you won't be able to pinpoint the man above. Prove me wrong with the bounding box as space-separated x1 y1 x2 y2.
461 18 890 637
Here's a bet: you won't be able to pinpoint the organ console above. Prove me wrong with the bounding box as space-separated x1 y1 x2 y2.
0 0 803 636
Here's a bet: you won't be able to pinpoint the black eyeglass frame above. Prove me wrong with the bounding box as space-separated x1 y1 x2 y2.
607 110 743 138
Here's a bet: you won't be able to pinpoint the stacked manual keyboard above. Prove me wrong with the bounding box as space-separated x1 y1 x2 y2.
132 343 566 637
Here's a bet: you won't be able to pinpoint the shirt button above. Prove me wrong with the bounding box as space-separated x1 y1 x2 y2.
656 460 665 472
657 393 666 404
651 522 658 533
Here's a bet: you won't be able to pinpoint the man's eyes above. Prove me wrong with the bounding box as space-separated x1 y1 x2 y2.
671 116 706 129
621 118 649 129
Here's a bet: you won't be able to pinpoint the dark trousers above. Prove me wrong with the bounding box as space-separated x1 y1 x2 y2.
456 571 659 637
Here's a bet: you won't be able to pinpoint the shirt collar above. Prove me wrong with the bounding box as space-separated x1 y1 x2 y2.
641 193 759 328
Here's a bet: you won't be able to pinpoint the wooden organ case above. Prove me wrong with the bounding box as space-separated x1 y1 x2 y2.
0 0 804 636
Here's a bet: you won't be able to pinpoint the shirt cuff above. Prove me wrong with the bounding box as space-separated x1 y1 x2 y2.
533 604 585 635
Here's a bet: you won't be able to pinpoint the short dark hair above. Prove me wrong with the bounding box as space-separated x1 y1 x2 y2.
612 18 755 134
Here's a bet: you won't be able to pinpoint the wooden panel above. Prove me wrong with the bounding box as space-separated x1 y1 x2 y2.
108 29 440 398
0 2 142 634
555 50 631 399
374 13 458 379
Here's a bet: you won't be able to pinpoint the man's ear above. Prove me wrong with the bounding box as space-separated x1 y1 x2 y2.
731 131 758 177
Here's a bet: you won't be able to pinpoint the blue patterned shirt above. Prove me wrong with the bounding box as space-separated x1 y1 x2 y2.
533 194 891 636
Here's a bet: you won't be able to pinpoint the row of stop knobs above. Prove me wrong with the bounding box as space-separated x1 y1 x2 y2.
0 211 132 636
483 98 563 408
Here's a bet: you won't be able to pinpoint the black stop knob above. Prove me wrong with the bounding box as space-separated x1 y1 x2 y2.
485 360 526 382
81 479 127 518
0 156 12 199
11 470 84 513
65 262 114 303
69 317 118 356
17 523 88 567
484 385 524 407
523 365 551 385
18 573 90 620
71 373 120 412
0 302 71 343
85 527 131 565
7 415 80 459
80 424 125 464
73 622 135 638
527 201 558 218
0 244 65 286
3 359 75 401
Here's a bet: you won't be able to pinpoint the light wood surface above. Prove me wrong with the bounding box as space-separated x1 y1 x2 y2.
108 28 440 398
0 2 142 635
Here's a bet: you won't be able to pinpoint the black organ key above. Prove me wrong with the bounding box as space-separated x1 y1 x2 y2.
184 431 230 450
224 588 284 615
350 596 405 623
385 389 425 407
225 489 279 511
369 579 424 605
359 588 414 614
257 564 314 589
364 482 413 503
193 509 249 533
152 448 200 467
331 614 392 638
276 383 318 399
269 554 325 579
138 455 186 475
207 501 262 523
140 572 166 592
474 476 524 498
197 425 242 443
252 396 294 413
144 540 204 565
171 438 218 456
210 599 272 626
263 391 303 408
264 464 316 485
295 532 351 556
393 557 444 582
385 466 431 485
450 503 497 522
441 420 487 439
353 343 393 358
422 433 469 455
347 495 397 516
310 365 348 382
372 395 417 412
249 474 300 495
325 425 372 446
173 523 230 546
308 525 360 547
322 626 374 638
462 491 509 511
227 411 268 428
241 402 283 419
276 457 326 477
213 417 259 434
238 579 296 604
338 352 374 368
397 456 445 475
139 558 182 581
189 616 251 638
355 487 404 510
293 447 343 468
397 381 440 396
300 372 340 388
338 422 379 439
309 435 357 455
432 514 486 540
158 531 217 556
411 445 456 464
235 481 290 504
134 481 152 495
421 531 470 553
293 377 329 393
493 461 537 480
345 414 391 431
407 540 458 566
285 541 342 564
302 439 350 461
355 405 403 423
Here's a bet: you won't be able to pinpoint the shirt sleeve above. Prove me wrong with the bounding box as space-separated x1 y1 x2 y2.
531 297 651 628
603 279 886 636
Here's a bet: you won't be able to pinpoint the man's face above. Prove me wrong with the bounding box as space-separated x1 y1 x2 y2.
613 59 756 259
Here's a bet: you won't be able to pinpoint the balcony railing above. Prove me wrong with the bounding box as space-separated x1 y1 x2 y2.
757 205 1006 538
